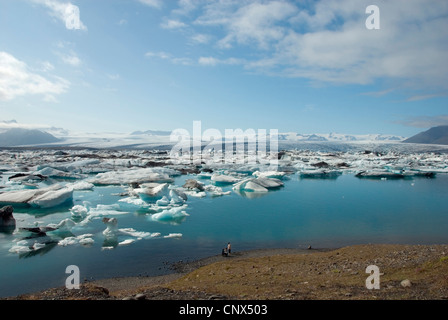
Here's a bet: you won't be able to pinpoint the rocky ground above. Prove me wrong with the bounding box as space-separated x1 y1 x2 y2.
6 244 448 300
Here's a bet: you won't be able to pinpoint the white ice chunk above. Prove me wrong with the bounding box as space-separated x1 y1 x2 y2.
150 206 189 223
102 217 118 237
58 234 94 246
66 181 94 191
204 185 231 197
252 171 286 179
243 181 268 193
89 204 128 217
30 187 73 208
118 239 135 246
89 168 175 185
169 189 187 205
70 205 88 218
211 174 240 184
34 167 84 179
155 196 170 206
163 233 182 239
118 197 148 207
134 182 168 197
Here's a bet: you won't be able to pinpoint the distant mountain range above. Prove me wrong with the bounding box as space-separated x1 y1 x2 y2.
275 132 405 142
0 128 60 147
131 130 172 136
2 125 447 148
403 125 448 145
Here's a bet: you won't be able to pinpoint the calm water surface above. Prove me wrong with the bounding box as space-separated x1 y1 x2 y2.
0 173 447 297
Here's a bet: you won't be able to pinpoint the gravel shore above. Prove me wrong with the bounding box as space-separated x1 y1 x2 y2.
6 244 448 300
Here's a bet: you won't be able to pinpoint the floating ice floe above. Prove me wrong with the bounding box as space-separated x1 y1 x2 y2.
163 233 182 239
169 189 187 205
0 184 73 208
118 228 160 239
102 217 118 237
252 171 286 179
70 205 89 219
233 177 284 193
203 185 231 197
155 196 170 206
299 169 342 179
29 187 74 208
150 205 189 224
118 197 148 207
89 168 177 185
66 181 95 191
133 182 168 198
211 174 240 185
34 167 85 180
58 234 94 247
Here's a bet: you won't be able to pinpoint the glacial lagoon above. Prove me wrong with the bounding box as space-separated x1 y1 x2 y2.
0 148 448 297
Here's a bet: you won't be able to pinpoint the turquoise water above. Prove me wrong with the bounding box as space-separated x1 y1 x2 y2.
1 173 448 297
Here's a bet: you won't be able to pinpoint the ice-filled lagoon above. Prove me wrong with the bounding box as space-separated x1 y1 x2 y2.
0 148 448 297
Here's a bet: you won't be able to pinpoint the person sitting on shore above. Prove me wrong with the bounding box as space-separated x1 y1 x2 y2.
222 247 228 257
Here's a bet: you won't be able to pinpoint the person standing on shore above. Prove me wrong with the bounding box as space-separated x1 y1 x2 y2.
227 242 231 255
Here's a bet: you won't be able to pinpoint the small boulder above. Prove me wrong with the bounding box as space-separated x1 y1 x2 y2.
400 279 412 288
182 179 205 191
0 205 16 234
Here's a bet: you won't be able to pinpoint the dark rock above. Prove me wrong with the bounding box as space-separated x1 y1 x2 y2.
8 173 47 181
312 161 329 168
182 179 205 191
0 205 16 234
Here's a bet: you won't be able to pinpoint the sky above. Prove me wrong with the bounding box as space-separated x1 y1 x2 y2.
0 0 447 137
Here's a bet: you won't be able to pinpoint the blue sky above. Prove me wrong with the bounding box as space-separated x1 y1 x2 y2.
1 0 447 137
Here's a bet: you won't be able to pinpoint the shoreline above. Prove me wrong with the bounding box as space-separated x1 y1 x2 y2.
90 247 331 294
6 243 448 300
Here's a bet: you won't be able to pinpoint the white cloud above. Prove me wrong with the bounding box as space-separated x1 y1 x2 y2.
198 56 243 66
190 33 210 44
0 51 69 101
145 51 172 60
40 61 55 72
167 0 448 91
195 1 298 49
107 74 120 80
145 51 193 66
30 0 87 31
137 0 162 9
161 19 187 29
60 51 82 66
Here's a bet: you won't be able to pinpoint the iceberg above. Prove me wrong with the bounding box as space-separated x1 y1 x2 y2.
58 234 94 247
211 174 240 185
299 169 342 179
169 189 187 205
89 168 175 185
66 181 95 191
102 217 118 237
34 167 85 180
204 185 231 197
150 206 189 224
29 187 73 208
118 228 159 239
118 239 135 246
252 171 286 179
134 182 168 197
155 196 170 206
233 177 283 193
163 233 182 239
243 181 268 193
0 184 73 208
70 205 89 218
